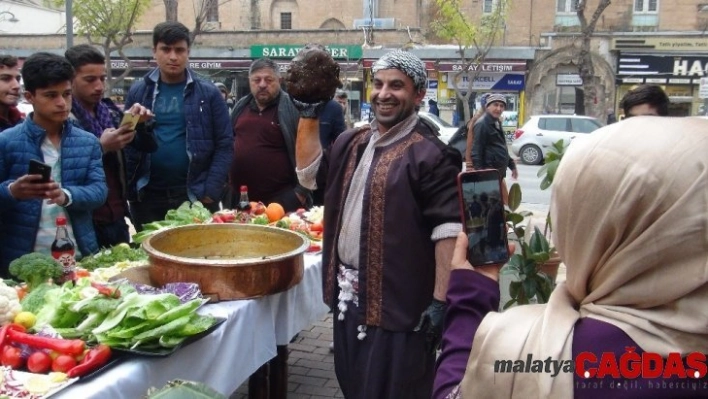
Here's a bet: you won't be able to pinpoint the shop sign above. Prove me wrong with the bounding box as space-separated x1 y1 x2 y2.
438 61 526 73
556 74 583 86
617 54 708 82
250 45 363 60
448 73 525 91
108 59 358 72
612 37 708 51
699 78 708 99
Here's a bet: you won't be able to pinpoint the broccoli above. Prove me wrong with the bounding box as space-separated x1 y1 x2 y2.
20 281 59 314
8 253 64 291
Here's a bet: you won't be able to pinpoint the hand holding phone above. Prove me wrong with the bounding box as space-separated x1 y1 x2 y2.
28 159 51 183
457 170 510 266
120 112 140 131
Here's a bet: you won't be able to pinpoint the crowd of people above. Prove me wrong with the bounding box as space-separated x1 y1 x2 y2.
0 20 346 273
0 18 705 398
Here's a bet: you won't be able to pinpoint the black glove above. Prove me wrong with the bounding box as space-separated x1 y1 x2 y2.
291 98 326 119
414 299 447 353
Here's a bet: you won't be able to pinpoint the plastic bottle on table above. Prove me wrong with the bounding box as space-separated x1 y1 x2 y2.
51 216 76 282
237 185 251 212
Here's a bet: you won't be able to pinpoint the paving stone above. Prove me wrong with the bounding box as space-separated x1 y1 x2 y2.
289 374 328 387
296 384 339 396
307 368 337 380
296 358 336 371
289 342 318 352
289 365 310 376
299 338 332 348
290 351 327 362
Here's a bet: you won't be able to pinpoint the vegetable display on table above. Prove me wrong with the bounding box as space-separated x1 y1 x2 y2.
132 201 213 244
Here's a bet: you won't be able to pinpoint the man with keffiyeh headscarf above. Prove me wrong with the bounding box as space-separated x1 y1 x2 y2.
65 45 156 247
295 50 463 398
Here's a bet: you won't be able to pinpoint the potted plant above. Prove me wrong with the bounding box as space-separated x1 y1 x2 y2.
501 139 567 309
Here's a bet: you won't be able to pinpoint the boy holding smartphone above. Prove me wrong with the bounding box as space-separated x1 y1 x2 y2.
65 44 156 247
0 52 107 274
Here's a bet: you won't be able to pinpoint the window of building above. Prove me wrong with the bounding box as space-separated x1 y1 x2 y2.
634 0 658 13
483 0 500 14
556 0 578 13
280 12 292 29
206 0 218 22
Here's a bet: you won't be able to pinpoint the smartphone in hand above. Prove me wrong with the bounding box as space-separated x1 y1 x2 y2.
29 159 51 183
457 170 510 266
120 112 140 130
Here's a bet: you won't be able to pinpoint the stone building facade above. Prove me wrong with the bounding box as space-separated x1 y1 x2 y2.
3 0 708 123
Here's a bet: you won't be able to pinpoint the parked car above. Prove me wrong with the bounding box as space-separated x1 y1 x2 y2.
353 111 458 144
418 111 458 143
16 100 33 118
511 115 602 164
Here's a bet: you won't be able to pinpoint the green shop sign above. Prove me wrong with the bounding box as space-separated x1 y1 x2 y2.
250 45 363 60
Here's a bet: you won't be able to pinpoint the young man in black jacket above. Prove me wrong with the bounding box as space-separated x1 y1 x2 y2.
471 93 517 204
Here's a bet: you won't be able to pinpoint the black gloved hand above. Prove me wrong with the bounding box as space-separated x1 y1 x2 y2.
414 299 447 353
291 98 326 119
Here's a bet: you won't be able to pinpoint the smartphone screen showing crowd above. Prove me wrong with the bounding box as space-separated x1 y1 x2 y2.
457 170 510 266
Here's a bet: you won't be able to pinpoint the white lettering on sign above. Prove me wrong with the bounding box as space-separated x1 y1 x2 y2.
673 60 708 77
189 62 222 69
451 64 513 72
508 80 522 85
111 61 130 69
262 48 301 58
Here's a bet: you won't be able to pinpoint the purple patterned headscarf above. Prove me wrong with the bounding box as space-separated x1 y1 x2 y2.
372 50 427 91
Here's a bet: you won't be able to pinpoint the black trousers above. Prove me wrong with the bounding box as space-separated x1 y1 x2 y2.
333 305 435 399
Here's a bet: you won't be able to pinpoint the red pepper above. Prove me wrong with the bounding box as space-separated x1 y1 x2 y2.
66 344 112 378
90 282 120 298
6 329 85 356
0 325 10 351
211 215 224 223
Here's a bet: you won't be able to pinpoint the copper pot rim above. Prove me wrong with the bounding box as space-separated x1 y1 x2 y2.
142 223 309 267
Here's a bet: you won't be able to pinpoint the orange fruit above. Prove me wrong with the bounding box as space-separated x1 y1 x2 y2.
265 203 285 222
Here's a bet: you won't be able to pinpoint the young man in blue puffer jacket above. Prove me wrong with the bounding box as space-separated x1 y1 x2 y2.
123 21 232 231
0 53 107 274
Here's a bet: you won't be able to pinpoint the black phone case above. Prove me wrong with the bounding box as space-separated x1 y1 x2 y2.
29 160 51 182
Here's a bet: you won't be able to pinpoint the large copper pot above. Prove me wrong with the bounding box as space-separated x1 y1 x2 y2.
142 224 308 301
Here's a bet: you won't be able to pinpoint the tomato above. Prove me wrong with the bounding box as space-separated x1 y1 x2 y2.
75 268 91 278
1 346 24 369
27 351 52 373
52 354 77 373
309 221 324 233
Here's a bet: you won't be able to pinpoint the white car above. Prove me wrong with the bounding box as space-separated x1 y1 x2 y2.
511 115 602 165
418 111 458 144
17 100 33 118
353 111 459 144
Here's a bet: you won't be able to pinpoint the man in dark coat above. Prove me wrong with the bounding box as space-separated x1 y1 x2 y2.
295 50 461 398
471 93 518 204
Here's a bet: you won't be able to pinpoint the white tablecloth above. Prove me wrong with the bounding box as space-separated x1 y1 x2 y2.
54 254 328 398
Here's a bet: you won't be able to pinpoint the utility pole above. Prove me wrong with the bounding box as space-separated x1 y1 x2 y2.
66 0 73 48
